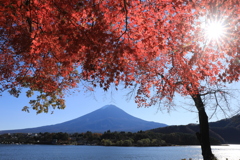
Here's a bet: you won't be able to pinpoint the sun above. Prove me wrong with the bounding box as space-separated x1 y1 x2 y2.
202 18 227 45
205 21 225 40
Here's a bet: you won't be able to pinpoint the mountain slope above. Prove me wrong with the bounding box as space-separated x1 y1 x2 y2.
150 114 240 144
209 114 240 128
0 105 167 134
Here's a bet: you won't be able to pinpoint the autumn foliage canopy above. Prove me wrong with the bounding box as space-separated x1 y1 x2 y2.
0 0 239 113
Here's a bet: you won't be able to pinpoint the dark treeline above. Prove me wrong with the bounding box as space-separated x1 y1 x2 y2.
0 130 220 146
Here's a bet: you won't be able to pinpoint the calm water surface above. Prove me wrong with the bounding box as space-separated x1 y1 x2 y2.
0 144 239 160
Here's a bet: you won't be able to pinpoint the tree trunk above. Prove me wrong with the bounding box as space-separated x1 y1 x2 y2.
192 94 217 160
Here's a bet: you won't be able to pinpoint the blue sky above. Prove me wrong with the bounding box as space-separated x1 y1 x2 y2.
0 83 239 131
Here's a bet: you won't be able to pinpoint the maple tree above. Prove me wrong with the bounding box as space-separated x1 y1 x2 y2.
1 0 239 159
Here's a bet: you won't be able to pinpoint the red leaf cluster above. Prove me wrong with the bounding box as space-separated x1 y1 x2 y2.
0 0 239 111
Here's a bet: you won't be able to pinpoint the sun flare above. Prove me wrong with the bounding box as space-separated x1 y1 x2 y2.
205 21 225 40
202 18 227 45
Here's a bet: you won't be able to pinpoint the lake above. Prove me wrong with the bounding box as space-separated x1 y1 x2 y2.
0 144 240 160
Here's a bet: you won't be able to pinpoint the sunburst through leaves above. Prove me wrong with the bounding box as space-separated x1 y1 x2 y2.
201 16 228 48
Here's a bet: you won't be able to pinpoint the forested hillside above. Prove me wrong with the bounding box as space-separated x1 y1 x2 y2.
150 115 240 144
0 130 220 146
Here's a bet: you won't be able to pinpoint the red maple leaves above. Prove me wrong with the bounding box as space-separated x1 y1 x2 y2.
0 0 239 112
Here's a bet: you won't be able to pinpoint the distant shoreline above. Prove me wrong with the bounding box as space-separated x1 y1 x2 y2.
1 131 236 147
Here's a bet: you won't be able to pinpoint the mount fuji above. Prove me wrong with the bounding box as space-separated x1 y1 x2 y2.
0 105 167 133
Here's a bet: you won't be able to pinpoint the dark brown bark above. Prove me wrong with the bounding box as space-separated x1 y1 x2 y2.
191 94 217 160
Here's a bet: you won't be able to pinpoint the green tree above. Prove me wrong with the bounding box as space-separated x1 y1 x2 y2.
101 139 112 146
151 139 166 146
116 140 123 146
54 132 69 141
122 139 132 146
